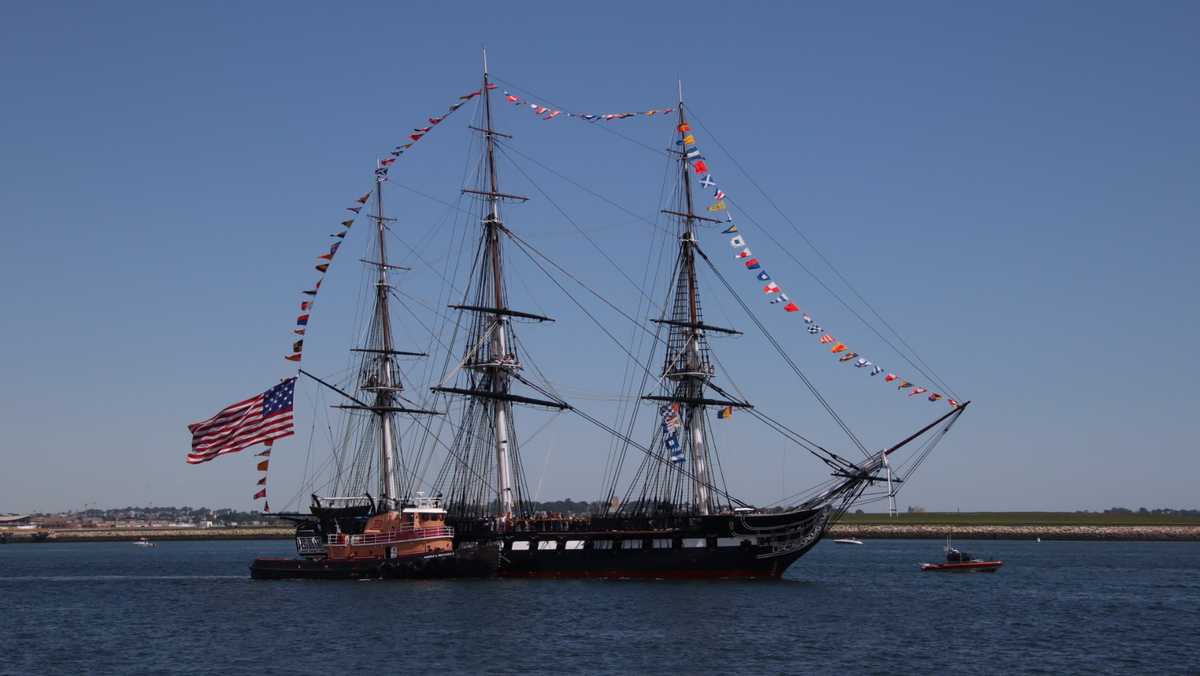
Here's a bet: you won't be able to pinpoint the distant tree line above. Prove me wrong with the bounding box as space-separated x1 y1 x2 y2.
34 500 606 521
37 506 266 525
1099 507 1200 516
33 503 1200 520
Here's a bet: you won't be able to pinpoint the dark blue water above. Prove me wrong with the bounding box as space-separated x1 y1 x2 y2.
1 539 1197 675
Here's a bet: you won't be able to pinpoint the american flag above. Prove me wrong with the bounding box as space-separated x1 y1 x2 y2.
187 378 296 464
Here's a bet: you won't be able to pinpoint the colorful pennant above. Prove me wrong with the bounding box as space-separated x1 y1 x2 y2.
254 440 273 508
284 85 488 364
660 403 685 463
677 124 958 407
502 91 672 123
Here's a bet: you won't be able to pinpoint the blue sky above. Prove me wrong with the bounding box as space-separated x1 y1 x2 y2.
1 1 1197 513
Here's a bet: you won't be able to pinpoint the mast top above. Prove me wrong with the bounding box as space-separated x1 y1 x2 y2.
677 79 683 105
482 46 489 76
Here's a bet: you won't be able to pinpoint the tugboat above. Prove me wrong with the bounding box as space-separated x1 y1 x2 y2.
920 537 1003 573
252 494 498 580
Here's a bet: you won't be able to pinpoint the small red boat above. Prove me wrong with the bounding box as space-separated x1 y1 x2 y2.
920 538 1003 573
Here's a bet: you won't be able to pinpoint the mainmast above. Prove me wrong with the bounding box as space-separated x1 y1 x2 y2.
481 63 516 518
432 53 566 521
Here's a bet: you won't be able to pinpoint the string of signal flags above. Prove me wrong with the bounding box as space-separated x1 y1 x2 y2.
208 85 496 507
284 84 495 364
203 82 960 509
494 93 958 409
674 121 960 408
265 85 954 505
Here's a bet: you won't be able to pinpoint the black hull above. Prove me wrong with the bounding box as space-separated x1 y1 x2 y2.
250 545 499 580
496 542 813 579
456 505 831 579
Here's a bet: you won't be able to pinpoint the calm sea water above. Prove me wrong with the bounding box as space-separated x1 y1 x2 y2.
1 538 1197 675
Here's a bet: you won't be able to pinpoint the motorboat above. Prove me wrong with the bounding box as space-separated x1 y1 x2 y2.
920 537 1001 572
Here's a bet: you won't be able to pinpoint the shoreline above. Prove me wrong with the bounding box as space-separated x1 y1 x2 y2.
4 523 1200 543
0 527 294 543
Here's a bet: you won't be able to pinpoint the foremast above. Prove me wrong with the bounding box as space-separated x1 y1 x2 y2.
634 93 751 516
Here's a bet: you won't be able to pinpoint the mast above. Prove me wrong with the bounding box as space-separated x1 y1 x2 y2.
675 96 712 515
320 168 440 506
884 452 897 518
432 53 566 521
372 178 399 505
481 61 516 519
626 84 752 517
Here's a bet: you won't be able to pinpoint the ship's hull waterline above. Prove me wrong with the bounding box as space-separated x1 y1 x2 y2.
249 544 500 580
490 541 817 579
478 507 829 579
251 506 831 581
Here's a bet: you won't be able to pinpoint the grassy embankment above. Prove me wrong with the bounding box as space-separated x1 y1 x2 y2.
835 512 1200 526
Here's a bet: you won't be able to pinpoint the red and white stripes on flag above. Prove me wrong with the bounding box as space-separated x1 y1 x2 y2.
187 378 296 464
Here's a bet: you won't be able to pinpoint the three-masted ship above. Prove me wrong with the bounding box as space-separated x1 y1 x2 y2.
250 60 968 580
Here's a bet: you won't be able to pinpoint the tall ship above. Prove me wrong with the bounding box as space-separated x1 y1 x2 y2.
193 56 969 580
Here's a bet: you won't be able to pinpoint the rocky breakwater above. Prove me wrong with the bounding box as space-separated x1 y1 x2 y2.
827 523 1200 541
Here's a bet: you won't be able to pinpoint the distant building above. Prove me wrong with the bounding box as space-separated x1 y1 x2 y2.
0 514 32 526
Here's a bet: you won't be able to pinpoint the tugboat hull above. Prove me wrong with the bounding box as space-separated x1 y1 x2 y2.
250 545 499 580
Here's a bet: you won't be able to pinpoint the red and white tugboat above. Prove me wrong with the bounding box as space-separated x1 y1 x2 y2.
920 536 1003 573
252 494 497 579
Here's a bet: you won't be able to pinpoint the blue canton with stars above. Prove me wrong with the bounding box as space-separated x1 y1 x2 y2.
262 378 296 416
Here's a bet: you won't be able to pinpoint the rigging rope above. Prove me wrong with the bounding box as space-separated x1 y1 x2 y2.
567 397 749 509
504 229 669 364
685 107 959 400
693 244 872 457
494 142 665 311
490 75 672 160
484 80 960 403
